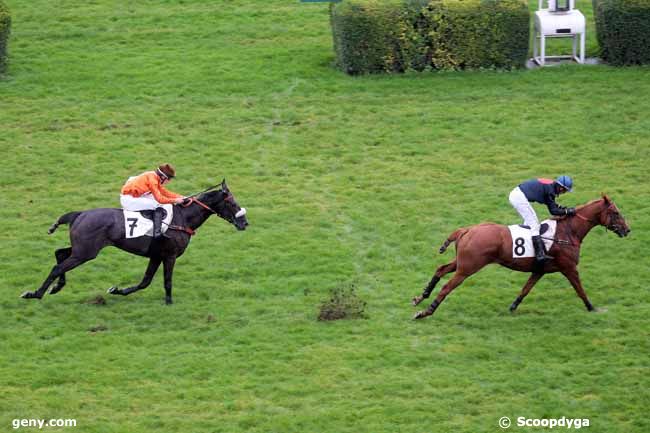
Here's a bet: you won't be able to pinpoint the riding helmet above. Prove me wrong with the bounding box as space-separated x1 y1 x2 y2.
157 163 176 179
555 175 573 192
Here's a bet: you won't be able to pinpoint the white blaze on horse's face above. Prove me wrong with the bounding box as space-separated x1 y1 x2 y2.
235 208 247 218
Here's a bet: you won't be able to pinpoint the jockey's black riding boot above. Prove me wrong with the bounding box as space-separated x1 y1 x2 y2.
532 235 552 262
153 208 164 239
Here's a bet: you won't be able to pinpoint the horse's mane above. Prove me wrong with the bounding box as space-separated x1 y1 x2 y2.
197 189 225 203
577 194 615 211
576 198 605 211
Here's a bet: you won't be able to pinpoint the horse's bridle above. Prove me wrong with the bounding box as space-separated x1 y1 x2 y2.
188 196 228 221
166 191 245 236
187 193 246 223
165 194 226 236
575 203 625 233
548 203 623 247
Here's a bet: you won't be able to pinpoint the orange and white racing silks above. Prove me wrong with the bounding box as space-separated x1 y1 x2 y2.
120 171 183 211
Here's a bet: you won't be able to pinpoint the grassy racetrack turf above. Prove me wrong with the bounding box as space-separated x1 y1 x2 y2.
1 1 649 432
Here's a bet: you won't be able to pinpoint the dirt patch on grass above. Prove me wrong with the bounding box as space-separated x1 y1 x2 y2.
318 285 367 321
84 295 106 305
88 324 108 333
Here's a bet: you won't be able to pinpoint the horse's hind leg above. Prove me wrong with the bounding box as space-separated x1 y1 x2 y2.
509 273 543 312
49 247 72 295
412 260 457 306
414 273 468 319
108 258 161 297
22 254 93 299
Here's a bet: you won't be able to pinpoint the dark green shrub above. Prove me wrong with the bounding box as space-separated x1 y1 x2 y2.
330 0 404 74
593 0 650 65
330 0 530 74
0 0 10 74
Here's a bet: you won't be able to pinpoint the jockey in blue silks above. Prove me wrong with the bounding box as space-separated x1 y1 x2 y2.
509 175 576 262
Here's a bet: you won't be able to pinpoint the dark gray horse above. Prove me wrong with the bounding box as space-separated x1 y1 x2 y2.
21 180 248 304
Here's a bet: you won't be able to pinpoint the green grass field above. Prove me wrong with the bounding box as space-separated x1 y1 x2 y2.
1 1 649 432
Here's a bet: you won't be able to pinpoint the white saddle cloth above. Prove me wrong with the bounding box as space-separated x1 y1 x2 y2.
508 219 557 258
123 204 173 239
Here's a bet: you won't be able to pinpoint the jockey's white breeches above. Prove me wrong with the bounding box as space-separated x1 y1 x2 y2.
509 187 540 236
120 193 163 211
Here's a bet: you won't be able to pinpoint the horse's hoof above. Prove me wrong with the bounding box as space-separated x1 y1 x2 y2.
165 297 173 305
509 304 517 313
413 309 432 320
412 295 424 306
107 286 119 295
21 291 41 299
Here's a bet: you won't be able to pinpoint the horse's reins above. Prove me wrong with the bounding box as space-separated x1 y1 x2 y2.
546 213 592 247
575 213 596 223
186 184 221 199
542 203 619 248
166 193 244 236
188 196 217 214
164 197 216 236
575 203 624 233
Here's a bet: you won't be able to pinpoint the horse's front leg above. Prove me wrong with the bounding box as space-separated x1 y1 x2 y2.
162 256 177 305
510 273 543 312
561 267 595 311
108 258 161 297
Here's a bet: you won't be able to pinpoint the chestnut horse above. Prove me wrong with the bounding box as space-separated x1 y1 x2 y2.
412 195 630 319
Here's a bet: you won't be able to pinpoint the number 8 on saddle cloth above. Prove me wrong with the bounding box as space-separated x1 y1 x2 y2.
507 220 557 258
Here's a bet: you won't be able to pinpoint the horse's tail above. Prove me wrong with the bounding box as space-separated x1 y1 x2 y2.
439 227 469 254
48 211 82 235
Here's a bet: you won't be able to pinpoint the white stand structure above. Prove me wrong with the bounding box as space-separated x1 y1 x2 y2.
533 0 586 66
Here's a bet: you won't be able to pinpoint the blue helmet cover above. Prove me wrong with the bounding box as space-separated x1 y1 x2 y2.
555 175 573 192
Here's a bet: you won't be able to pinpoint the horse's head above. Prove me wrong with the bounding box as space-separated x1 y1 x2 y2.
599 195 630 238
198 180 248 231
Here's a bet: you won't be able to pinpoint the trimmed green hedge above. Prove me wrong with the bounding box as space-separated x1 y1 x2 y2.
330 0 530 74
0 0 10 74
330 0 403 74
593 0 650 66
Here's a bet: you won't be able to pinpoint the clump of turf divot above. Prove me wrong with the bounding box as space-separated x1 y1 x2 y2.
318 285 367 321
88 324 108 333
84 295 106 305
